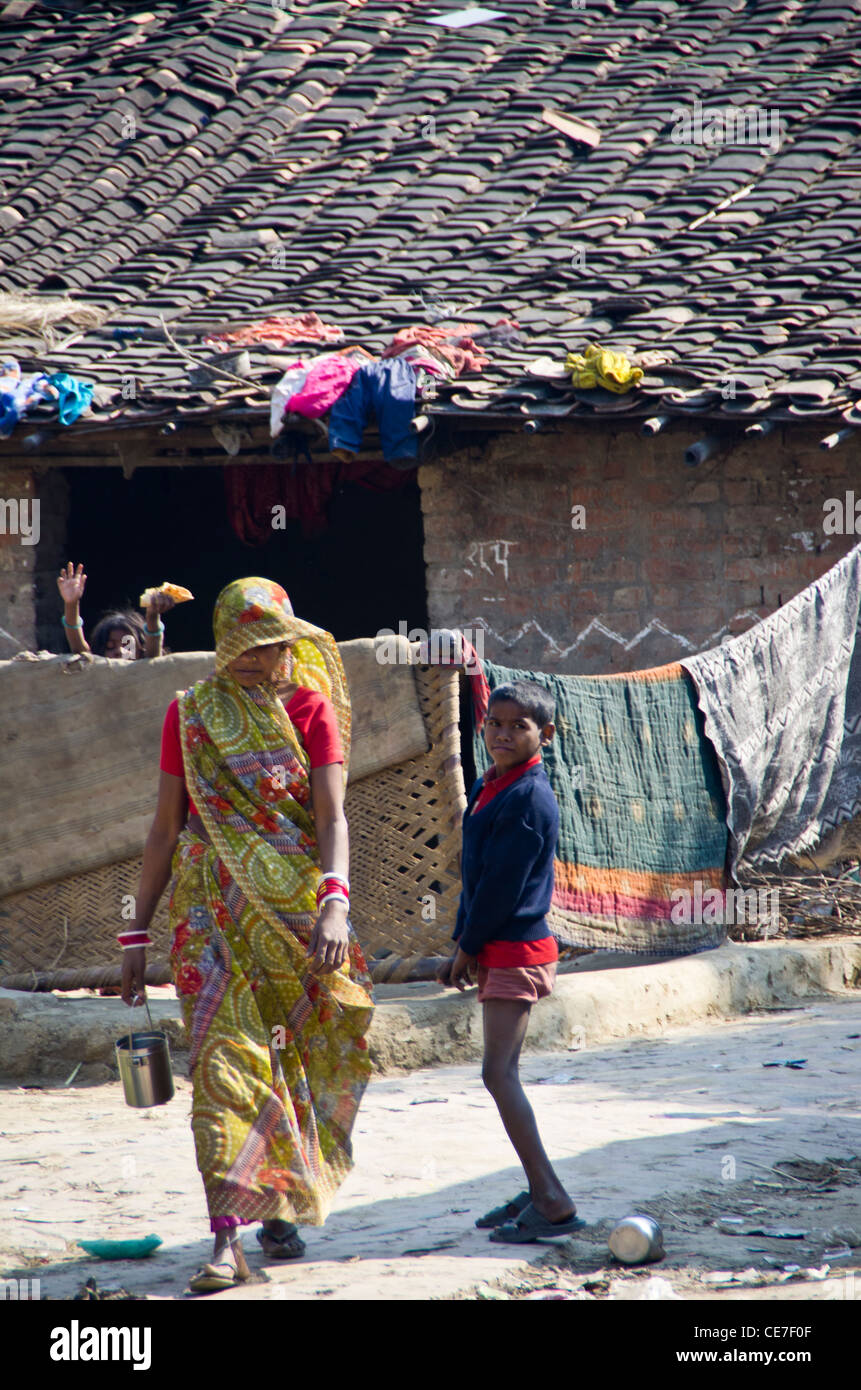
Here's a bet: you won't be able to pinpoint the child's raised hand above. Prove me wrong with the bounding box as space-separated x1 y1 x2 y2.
57 561 86 604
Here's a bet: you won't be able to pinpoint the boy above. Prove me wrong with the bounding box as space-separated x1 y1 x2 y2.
438 680 582 1242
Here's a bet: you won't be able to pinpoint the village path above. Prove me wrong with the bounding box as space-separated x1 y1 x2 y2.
2 996 860 1303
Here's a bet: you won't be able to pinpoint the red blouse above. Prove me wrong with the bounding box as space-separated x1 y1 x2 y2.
160 687 343 815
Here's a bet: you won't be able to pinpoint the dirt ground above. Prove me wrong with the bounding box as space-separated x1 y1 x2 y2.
1 996 859 1302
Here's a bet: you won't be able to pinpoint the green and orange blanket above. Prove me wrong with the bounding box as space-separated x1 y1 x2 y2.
474 659 729 955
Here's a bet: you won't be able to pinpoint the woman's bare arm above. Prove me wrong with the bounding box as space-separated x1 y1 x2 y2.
311 762 349 880
121 771 187 1004
308 763 350 973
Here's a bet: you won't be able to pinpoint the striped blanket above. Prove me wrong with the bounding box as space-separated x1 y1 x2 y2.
474 659 729 955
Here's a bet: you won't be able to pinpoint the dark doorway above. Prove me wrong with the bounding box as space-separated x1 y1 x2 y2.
61 464 429 651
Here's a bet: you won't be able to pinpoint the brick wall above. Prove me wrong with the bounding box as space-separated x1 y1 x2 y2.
0 461 38 654
2 422 858 671
419 423 861 674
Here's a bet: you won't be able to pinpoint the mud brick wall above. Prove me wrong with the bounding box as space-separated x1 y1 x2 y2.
418 424 861 675
0 461 38 654
1 423 859 672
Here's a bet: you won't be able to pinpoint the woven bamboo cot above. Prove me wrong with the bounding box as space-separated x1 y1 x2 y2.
0 660 466 987
345 663 466 963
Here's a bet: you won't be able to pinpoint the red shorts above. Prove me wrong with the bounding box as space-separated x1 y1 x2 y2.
477 961 556 1004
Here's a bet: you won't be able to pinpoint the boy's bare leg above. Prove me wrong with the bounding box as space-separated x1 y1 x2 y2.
482 998 575 1223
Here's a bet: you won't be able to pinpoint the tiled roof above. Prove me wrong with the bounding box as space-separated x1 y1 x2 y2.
2 0 861 434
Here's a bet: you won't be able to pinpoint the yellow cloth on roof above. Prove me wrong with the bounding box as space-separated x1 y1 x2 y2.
565 343 644 393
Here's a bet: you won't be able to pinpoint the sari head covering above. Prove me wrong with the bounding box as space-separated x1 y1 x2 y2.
212 576 351 772
169 576 372 1231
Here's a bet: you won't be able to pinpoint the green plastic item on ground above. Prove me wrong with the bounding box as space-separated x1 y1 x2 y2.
77 1234 162 1260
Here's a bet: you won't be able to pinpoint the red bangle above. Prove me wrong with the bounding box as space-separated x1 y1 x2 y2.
316 875 350 904
118 932 152 949
318 890 350 910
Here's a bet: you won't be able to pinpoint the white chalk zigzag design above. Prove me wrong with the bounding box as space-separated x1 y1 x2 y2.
456 612 765 660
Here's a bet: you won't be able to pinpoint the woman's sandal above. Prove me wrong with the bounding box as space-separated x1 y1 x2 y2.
475 1190 531 1229
188 1230 252 1294
188 1261 249 1294
488 1203 586 1245
256 1222 306 1260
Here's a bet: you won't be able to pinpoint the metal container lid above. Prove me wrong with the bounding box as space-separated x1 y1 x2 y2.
116 1031 169 1055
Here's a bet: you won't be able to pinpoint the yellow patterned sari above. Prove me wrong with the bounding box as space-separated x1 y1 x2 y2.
168 577 374 1230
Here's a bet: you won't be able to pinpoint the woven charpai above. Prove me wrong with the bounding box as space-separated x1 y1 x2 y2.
345 663 467 961
0 665 466 979
0 858 172 977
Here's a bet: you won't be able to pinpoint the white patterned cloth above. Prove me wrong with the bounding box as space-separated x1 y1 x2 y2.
682 543 861 874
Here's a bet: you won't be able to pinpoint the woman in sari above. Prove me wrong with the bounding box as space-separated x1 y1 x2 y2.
121 577 374 1293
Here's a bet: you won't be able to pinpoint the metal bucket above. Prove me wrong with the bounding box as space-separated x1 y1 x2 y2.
116 1001 174 1108
608 1215 665 1265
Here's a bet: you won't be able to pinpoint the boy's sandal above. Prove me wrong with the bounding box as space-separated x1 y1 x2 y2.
256 1224 306 1260
187 1261 249 1294
475 1190 531 1229
488 1203 586 1244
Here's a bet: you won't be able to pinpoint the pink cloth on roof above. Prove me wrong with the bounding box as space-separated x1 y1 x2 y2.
394 343 456 379
382 324 481 355
286 349 372 419
381 324 489 374
204 313 344 349
435 342 488 374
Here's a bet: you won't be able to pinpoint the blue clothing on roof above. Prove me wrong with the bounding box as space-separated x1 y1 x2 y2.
453 763 560 957
0 359 52 438
0 358 94 436
327 356 418 465
46 371 94 425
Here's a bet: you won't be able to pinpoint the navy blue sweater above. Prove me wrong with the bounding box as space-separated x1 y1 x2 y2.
453 763 560 957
